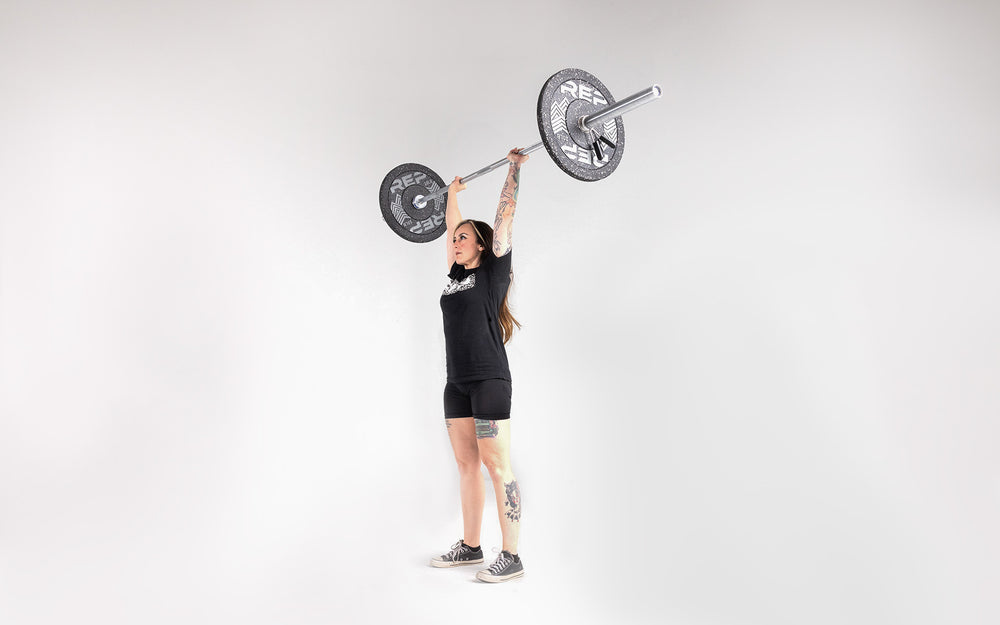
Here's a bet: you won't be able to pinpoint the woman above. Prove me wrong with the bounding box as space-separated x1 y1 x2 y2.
429 148 527 583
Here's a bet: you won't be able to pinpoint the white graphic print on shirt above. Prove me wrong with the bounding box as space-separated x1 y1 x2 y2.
443 273 476 296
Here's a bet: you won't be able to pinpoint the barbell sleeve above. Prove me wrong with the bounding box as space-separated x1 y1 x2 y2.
578 84 662 131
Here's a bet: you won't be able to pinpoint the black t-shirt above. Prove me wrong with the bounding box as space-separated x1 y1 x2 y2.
440 251 512 384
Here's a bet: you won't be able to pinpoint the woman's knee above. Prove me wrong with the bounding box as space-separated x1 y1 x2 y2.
481 455 511 480
454 452 481 474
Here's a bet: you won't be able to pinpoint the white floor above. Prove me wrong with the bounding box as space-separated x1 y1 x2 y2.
2 379 996 625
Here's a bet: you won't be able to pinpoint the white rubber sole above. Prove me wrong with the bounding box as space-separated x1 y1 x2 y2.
476 568 525 583
429 557 484 568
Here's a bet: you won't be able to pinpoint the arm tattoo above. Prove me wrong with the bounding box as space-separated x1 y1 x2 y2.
474 418 499 439
493 165 519 255
503 480 521 522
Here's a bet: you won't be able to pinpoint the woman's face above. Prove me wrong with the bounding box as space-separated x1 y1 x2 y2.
453 223 485 267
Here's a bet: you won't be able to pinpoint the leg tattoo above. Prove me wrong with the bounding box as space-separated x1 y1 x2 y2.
475 419 499 439
504 480 521 522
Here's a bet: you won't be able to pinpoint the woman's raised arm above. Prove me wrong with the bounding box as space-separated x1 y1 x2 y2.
492 148 528 258
445 176 466 269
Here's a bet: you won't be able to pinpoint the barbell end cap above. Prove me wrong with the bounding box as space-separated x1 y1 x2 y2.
413 195 427 209
653 84 662 98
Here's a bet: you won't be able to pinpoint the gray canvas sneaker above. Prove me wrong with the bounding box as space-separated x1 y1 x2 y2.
430 540 484 568
476 550 524 582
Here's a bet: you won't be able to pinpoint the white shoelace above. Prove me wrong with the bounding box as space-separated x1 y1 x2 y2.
445 540 465 561
487 549 514 574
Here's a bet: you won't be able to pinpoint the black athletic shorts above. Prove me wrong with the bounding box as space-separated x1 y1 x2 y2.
443 379 512 420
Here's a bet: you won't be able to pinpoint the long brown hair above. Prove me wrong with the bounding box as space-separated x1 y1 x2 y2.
457 219 521 344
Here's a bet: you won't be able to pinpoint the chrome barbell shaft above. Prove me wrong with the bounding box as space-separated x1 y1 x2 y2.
414 83 661 209
459 142 545 186
414 143 544 209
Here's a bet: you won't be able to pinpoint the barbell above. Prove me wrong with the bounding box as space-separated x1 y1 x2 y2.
378 68 661 243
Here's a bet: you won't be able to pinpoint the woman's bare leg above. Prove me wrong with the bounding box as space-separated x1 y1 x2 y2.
447 418 485 547
475 419 520 554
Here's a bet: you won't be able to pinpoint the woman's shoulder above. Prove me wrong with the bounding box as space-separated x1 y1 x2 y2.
489 250 512 268
484 252 512 286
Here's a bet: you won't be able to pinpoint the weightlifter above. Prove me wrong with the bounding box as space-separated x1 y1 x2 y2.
429 148 527 583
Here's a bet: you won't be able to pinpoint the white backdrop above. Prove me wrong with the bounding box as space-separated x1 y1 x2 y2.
1 1 998 624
